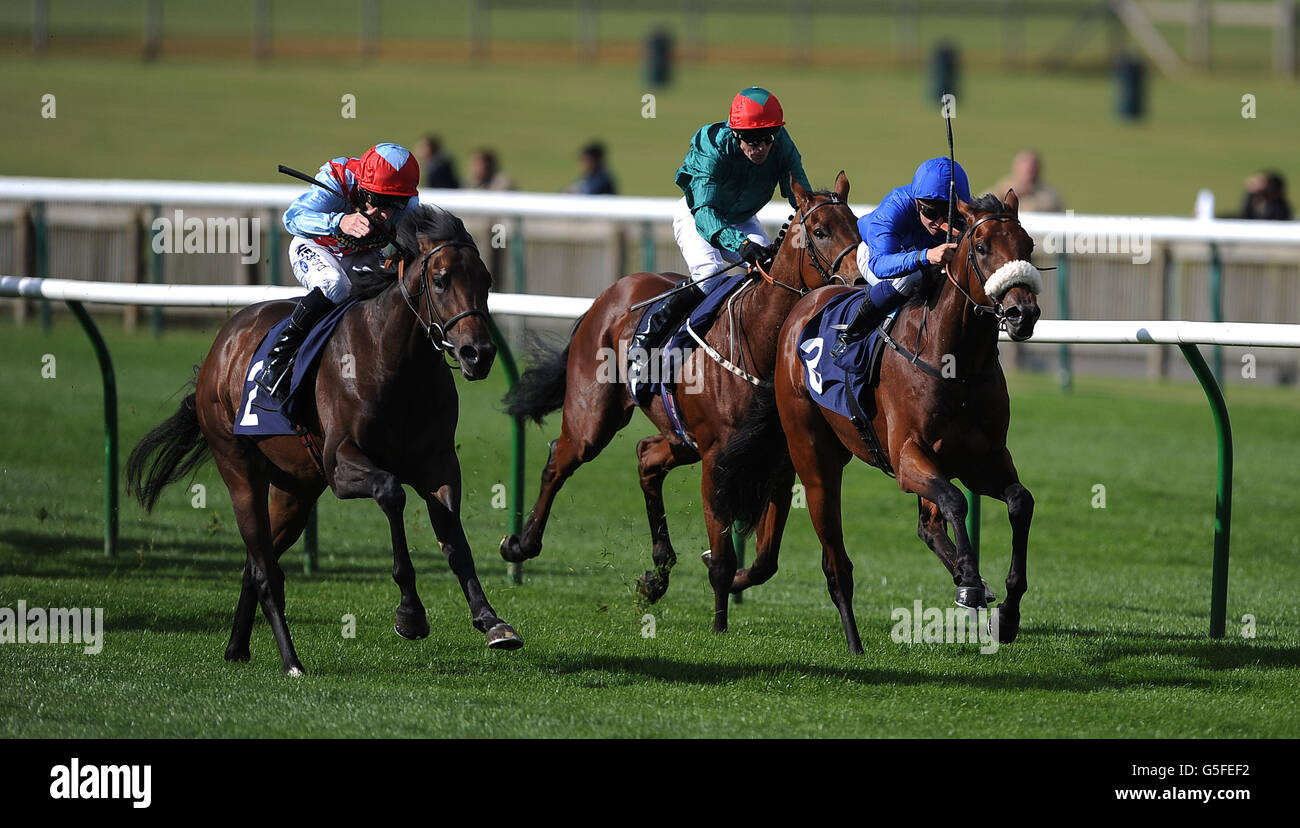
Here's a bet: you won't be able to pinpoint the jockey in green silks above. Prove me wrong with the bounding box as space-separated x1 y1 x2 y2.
627 87 813 394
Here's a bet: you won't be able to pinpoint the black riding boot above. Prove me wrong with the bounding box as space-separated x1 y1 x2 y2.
628 280 705 390
829 291 884 360
254 287 336 402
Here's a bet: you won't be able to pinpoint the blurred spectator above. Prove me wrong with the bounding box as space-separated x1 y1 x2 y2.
416 135 459 189
566 141 617 195
988 149 1063 212
467 148 515 191
1239 171 1292 221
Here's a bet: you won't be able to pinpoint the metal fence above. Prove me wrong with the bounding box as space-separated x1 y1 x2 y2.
1 175 1298 386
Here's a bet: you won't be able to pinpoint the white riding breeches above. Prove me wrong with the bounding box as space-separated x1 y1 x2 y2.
671 198 769 292
855 240 925 297
288 237 381 304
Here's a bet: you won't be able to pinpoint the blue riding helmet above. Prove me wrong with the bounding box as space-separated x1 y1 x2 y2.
911 157 971 204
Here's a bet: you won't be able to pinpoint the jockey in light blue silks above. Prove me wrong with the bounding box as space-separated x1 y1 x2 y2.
255 142 420 402
627 87 813 388
830 157 971 363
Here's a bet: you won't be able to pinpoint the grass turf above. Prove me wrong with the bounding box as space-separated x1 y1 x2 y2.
0 50 1296 216
1 316 1298 737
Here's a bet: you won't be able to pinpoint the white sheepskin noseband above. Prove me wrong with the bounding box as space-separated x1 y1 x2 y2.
983 259 1041 301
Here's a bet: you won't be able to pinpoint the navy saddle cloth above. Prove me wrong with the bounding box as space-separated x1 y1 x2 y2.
628 270 750 407
796 289 897 423
233 296 362 436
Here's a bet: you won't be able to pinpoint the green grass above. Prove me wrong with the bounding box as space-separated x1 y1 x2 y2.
1 316 1298 737
1 49 1296 215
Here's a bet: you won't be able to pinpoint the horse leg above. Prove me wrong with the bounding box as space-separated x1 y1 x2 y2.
896 441 986 610
330 441 429 641
635 433 699 604
423 453 522 650
961 450 1033 643
210 441 304 675
800 450 863 654
700 463 738 635
500 396 632 563
731 462 796 594
915 496 997 604
225 482 322 661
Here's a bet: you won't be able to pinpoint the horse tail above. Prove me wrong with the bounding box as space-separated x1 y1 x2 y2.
712 383 790 532
502 312 586 424
126 379 210 514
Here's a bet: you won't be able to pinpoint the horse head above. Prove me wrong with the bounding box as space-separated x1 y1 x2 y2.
781 171 861 292
953 190 1042 342
395 205 497 380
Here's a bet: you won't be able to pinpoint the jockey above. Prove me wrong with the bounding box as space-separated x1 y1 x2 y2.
830 156 971 362
255 142 420 402
627 86 813 386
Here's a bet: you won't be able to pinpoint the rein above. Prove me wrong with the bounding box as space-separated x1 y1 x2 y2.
397 240 485 353
942 212 1019 326
884 211 1034 383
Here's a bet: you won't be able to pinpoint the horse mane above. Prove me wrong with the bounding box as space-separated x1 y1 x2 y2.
348 204 479 299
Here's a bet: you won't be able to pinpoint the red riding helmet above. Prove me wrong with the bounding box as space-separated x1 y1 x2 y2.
352 143 420 197
728 87 785 131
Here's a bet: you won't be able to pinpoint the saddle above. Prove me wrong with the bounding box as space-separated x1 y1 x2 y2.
798 290 899 475
235 297 361 437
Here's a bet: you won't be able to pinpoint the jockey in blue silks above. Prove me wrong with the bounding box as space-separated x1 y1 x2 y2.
830 157 971 362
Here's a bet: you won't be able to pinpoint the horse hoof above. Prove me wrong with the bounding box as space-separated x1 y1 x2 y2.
394 613 430 641
955 586 988 610
636 571 668 605
994 605 1020 644
499 534 524 563
486 622 523 650
284 665 306 677
982 580 998 603
224 647 250 663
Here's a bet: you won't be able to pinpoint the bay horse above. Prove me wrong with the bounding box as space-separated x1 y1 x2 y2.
126 205 522 676
501 173 861 635
715 191 1041 653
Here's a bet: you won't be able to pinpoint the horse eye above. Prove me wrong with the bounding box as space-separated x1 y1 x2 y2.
975 243 988 255
813 228 828 239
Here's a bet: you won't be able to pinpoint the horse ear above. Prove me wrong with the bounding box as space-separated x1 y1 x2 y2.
790 173 810 205
956 199 977 226
1004 188 1020 215
834 170 849 201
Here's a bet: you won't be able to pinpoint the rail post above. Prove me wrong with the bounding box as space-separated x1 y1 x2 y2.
488 316 527 585
1179 343 1232 638
1056 251 1071 391
66 300 118 558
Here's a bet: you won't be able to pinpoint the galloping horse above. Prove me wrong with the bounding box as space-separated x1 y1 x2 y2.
716 191 1041 653
501 174 861 634
126 205 522 675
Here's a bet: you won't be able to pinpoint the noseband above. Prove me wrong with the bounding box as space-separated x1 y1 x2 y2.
397 240 486 352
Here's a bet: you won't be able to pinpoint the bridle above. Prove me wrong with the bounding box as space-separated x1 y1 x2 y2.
397 240 486 352
757 193 858 294
942 211 1023 328
881 210 1039 382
